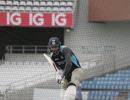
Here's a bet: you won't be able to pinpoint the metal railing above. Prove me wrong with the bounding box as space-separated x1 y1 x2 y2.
6 45 48 54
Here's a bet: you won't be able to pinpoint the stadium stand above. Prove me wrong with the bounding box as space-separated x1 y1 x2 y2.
1 0 130 100
81 67 130 100
2 44 128 100
0 61 54 86
0 0 75 12
0 61 57 100
1 45 129 100
0 45 100 100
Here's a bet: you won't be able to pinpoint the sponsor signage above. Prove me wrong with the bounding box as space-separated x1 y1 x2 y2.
0 12 73 27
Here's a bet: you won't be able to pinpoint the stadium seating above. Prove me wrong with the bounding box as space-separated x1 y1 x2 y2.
0 0 75 12
81 67 130 100
129 93 130 100
0 61 55 93
13 1 19 6
0 6 4 11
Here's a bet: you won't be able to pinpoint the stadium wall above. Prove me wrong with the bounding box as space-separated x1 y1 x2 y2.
64 0 130 68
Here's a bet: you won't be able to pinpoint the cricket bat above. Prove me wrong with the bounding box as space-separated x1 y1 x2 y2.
43 53 58 72
44 53 65 84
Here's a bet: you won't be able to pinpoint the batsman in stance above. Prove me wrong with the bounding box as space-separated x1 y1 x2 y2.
48 37 83 100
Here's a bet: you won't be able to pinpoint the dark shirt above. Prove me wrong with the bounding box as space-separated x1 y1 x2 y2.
51 45 81 79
